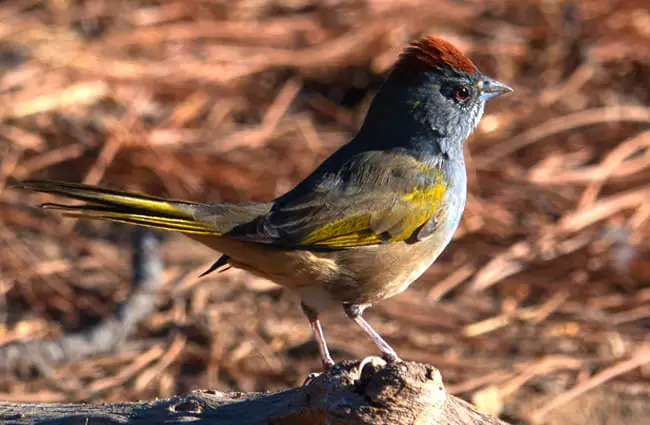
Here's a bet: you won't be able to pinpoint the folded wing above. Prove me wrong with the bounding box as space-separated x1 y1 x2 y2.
231 150 449 248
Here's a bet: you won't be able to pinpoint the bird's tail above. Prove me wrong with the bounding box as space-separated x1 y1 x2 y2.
14 180 222 235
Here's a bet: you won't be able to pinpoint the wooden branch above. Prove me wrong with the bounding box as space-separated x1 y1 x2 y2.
0 228 163 377
0 359 510 425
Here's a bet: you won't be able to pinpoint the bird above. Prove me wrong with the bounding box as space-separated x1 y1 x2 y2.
14 36 511 370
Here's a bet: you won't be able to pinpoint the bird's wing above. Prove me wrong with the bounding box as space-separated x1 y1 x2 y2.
231 151 449 248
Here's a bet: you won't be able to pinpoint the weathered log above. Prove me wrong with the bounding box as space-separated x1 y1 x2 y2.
0 359 510 425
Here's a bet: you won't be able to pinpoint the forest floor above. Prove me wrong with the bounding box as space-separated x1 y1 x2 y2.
1 1 650 424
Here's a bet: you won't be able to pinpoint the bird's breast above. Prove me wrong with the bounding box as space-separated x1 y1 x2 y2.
439 158 467 238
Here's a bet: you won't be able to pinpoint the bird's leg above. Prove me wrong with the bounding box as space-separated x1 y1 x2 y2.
343 303 401 363
301 302 335 370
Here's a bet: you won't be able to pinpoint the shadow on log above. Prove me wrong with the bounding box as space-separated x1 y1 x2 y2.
0 359 510 425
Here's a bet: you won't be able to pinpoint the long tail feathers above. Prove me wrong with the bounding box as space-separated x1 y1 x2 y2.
14 180 222 235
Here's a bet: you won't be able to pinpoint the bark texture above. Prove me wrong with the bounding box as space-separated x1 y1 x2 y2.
0 359 510 425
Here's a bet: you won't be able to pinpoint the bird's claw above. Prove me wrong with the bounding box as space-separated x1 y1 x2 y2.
302 372 322 386
355 356 387 382
381 349 402 365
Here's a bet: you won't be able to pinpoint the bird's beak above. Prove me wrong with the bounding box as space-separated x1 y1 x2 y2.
479 76 513 101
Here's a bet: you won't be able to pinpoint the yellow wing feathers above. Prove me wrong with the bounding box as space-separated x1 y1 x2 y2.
299 172 448 247
300 213 379 247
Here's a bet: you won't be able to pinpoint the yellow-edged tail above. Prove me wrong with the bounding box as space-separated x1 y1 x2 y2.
14 180 222 235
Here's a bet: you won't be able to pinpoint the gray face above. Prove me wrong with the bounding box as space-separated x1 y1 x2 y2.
422 70 509 153
353 62 511 164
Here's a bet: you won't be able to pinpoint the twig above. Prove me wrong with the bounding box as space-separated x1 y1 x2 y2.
479 106 650 164
0 228 163 377
531 347 650 423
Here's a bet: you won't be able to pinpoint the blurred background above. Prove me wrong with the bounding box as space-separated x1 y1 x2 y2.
1 0 649 424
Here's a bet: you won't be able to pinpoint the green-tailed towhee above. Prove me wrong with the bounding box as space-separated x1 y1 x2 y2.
15 36 512 369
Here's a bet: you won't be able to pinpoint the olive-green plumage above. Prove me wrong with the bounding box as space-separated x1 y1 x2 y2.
14 36 511 369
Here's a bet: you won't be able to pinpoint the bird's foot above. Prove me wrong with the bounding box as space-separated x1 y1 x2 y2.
354 356 386 382
359 355 386 372
322 356 335 371
380 349 402 364
302 372 322 386
302 357 336 386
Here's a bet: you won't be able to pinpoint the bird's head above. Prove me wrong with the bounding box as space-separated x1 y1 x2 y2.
360 36 512 158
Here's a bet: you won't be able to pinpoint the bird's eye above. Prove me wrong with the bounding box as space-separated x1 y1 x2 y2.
454 86 471 102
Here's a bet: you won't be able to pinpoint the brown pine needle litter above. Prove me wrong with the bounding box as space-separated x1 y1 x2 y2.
2 1 650 424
